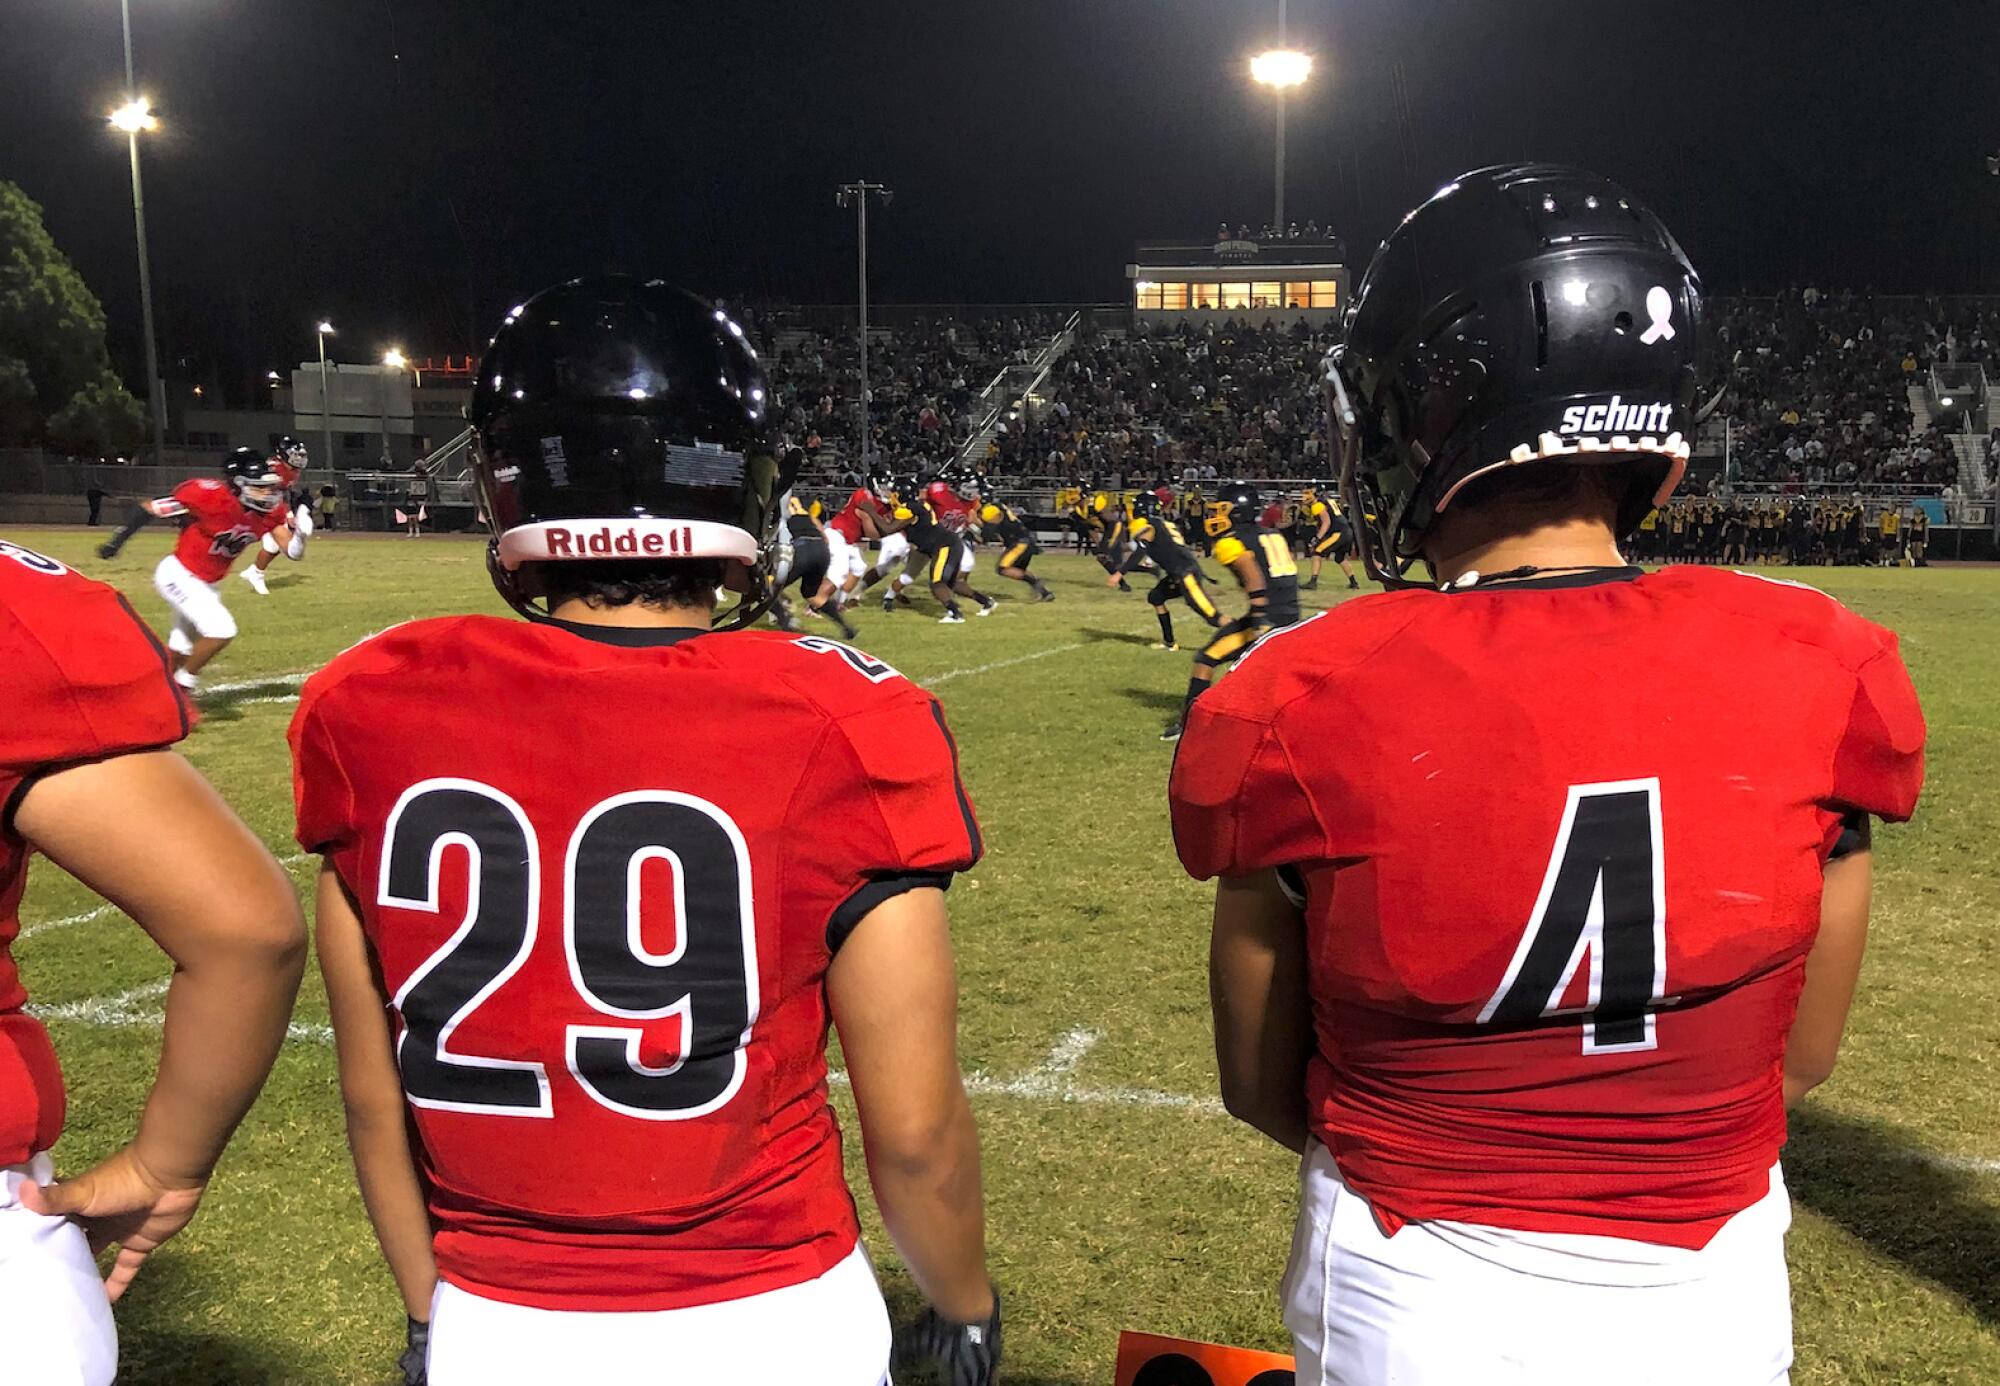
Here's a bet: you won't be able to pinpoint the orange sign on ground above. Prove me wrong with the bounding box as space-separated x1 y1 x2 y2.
1113 1330 1297 1386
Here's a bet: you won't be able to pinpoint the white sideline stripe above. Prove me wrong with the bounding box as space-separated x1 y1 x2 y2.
920 642 1082 687
199 673 308 699
18 851 314 941
235 694 300 707
23 993 2000 1168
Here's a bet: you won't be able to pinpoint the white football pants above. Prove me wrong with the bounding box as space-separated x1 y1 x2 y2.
426 1243 890 1385
0 1155 118 1386
153 554 237 645
1282 1140 1793 1386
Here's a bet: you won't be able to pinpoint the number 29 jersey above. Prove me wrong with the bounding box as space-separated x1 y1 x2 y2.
289 616 982 1311
1169 566 1925 1249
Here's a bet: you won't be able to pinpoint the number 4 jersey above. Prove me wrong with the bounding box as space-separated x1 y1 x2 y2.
1169 566 1925 1249
288 616 982 1310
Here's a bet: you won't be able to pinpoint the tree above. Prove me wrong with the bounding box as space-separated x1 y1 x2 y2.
0 179 147 452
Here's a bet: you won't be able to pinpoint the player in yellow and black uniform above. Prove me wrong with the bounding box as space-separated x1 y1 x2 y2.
1160 481 1301 741
1304 493 1360 590
979 501 1055 602
1109 492 1220 650
897 478 996 624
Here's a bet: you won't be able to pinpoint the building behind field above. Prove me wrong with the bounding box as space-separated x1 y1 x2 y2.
1127 234 1350 329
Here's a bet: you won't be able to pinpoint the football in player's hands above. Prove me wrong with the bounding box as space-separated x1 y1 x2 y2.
399 1316 429 1386
891 1290 1001 1386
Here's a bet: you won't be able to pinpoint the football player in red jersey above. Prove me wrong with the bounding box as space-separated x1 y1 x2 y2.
292 279 999 1386
0 538 305 1385
823 477 898 611
240 437 316 597
1170 166 1926 1386
97 447 298 691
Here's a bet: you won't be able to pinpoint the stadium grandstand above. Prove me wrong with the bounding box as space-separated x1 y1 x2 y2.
2 290 1995 558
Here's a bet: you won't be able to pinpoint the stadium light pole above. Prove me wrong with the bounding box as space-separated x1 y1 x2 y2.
315 321 336 480
378 349 408 466
111 1 167 467
1250 1 1312 232
836 181 893 471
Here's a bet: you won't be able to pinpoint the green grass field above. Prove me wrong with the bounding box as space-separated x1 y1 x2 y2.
11 528 1999 1385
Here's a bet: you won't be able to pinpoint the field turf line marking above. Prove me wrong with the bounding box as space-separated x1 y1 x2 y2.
23 990 2000 1166
199 673 309 699
921 642 1083 687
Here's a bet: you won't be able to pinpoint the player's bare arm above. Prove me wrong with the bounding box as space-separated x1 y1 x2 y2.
1785 820 1873 1106
313 864 440 1322
13 750 306 1300
827 885 994 1325
1208 869 1311 1154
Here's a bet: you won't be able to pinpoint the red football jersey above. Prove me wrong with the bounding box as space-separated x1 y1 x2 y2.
272 457 304 489
0 539 191 1166
925 482 974 532
1171 566 1925 1248
166 478 289 582
290 617 981 1310
824 488 884 544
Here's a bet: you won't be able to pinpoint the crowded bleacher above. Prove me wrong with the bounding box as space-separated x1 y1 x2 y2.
774 290 1997 538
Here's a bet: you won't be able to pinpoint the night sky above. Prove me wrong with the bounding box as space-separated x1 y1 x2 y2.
4 0 1995 402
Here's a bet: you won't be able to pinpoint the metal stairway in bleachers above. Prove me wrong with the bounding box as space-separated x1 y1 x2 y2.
953 313 1082 471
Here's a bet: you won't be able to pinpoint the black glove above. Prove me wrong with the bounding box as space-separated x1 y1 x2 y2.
398 1316 429 1386
892 1289 1001 1386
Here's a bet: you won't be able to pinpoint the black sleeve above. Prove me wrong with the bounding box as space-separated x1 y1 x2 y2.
826 871 955 953
1828 809 1871 861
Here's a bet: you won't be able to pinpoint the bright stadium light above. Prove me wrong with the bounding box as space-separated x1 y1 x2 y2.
108 96 158 133
382 348 407 369
1250 50 1312 87
316 320 336 336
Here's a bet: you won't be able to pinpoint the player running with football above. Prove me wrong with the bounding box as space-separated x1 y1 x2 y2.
0 538 305 1385
240 437 316 597
1159 482 1300 742
291 279 1000 1386
1171 165 1925 1385
978 500 1055 602
1109 492 1221 651
97 447 298 691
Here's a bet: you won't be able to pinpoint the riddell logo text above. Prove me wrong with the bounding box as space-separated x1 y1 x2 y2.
1558 397 1673 435
543 526 695 557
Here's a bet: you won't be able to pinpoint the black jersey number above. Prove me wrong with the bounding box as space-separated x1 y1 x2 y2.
381 780 758 1120
1478 779 1666 1055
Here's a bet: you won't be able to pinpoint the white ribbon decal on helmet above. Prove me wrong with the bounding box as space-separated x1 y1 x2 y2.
1640 286 1676 345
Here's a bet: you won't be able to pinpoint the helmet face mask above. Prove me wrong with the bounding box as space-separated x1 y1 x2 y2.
468 277 790 628
1328 164 1703 589
223 447 285 512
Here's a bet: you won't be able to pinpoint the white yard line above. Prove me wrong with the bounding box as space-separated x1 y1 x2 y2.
921 642 1083 687
25 990 2000 1168
198 672 309 698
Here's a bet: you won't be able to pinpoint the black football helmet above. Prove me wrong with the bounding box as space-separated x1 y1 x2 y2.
468 276 795 624
1208 481 1261 537
1325 163 1703 586
223 447 285 511
272 435 309 469
1131 491 1160 518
